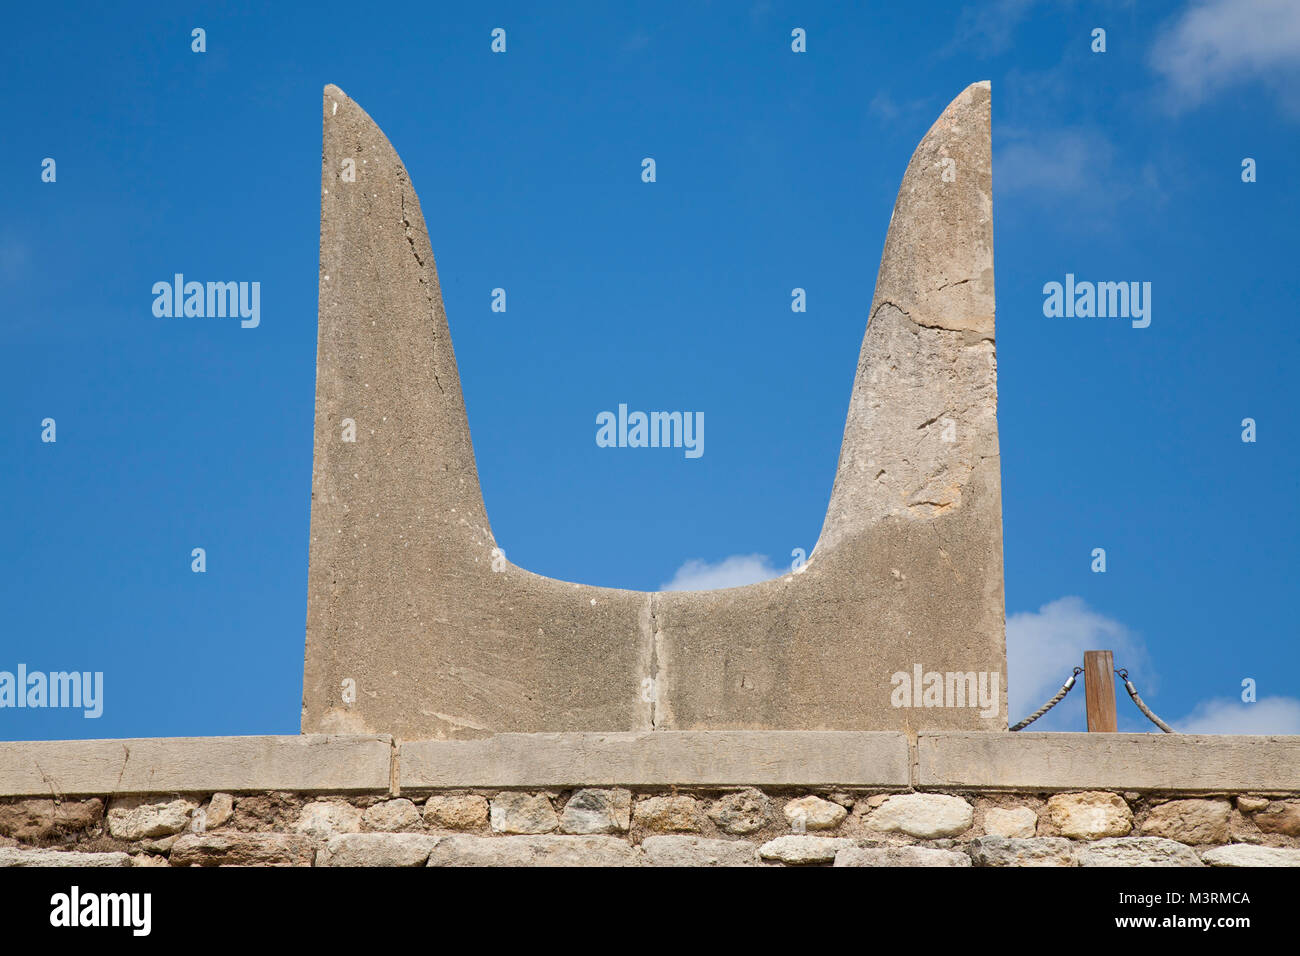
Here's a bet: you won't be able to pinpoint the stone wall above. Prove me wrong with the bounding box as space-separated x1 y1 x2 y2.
1 732 1298 867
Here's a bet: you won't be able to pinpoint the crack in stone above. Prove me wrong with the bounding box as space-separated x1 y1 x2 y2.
114 744 130 792
33 760 63 802
398 186 445 395
872 296 991 334
398 188 426 269
647 593 660 730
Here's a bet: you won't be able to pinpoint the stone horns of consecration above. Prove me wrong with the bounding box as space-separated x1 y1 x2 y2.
302 81 1005 740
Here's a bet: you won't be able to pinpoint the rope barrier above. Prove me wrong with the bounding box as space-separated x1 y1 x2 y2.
1117 668 1177 733
1009 667 1082 731
1009 663 1178 733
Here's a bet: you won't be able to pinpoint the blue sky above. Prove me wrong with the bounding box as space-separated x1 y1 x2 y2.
2 0 1298 739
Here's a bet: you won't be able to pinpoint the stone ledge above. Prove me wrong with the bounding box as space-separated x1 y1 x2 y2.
918 733 1300 792
398 731 911 789
3 732 1299 798
0 735 393 797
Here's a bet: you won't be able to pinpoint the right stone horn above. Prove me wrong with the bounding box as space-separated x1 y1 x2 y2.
652 81 1004 733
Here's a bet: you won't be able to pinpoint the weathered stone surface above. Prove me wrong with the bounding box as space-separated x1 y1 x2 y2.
633 796 702 832
984 806 1036 838
758 835 855 865
400 732 910 788
0 798 103 842
835 846 971 867
560 789 631 834
1228 812 1264 844
422 795 488 830
784 796 847 831
363 798 420 831
233 793 297 831
107 797 197 840
1077 838 1204 867
653 83 1004 733
490 793 558 834
15 733 1297 799
59 799 105 833
1201 844 1300 867
1045 792 1131 839
1139 799 1230 844
0 735 392 797
140 835 180 854
301 82 1004 738
427 835 643 867
969 836 1075 867
641 836 762 867
708 789 771 834
920 733 1300 792
0 847 130 867
199 793 233 830
170 833 314 867
302 85 648 741
868 793 973 838
295 801 363 839
1253 801 1300 836
317 833 440 867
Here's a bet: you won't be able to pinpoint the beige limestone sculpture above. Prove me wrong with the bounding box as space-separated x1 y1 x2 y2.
303 82 1005 740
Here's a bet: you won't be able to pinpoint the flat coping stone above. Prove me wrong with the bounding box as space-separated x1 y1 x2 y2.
3 732 1299 796
0 734 393 796
918 732 1300 792
399 731 911 789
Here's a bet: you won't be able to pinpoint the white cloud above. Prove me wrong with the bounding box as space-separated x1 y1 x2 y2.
942 0 1041 58
1175 696 1300 734
1008 596 1300 734
867 91 937 129
997 126 1117 198
1006 596 1150 730
1150 0 1300 114
868 92 902 122
660 553 782 591
995 125 1171 229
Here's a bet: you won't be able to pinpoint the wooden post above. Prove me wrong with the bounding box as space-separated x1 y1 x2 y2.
1083 650 1117 732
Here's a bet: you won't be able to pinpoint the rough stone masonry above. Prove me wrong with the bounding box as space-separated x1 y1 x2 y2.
2 733 1299 867
303 82 1005 739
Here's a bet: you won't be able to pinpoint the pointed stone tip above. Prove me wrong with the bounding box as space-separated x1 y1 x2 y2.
952 81 990 99
323 85 357 121
944 81 990 115
921 82 991 152
323 85 349 121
